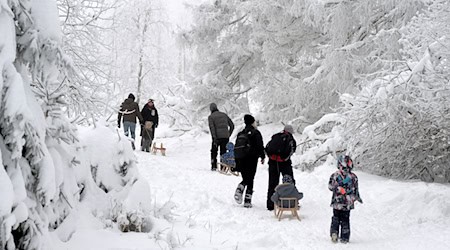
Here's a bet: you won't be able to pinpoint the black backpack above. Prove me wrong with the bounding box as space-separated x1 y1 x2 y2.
234 130 252 159
265 132 292 159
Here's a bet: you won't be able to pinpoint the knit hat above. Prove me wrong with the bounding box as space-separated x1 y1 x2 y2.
244 114 255 125
284 124 294 134
128 93 135 101
282 174 294 184
210 103 218 112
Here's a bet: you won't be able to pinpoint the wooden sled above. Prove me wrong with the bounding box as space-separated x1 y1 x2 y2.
218 162 239 176
151 142 166 156
274 197 301 221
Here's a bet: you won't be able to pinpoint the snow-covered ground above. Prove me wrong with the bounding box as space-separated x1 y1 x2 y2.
65 124 450 250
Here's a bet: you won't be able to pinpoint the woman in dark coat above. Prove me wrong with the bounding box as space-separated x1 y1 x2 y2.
233 114 265 208
140 99 159 150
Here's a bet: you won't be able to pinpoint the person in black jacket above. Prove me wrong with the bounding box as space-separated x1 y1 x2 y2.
265 125 297 211
140 99 159 150
233 114 265 208
208 103 234 171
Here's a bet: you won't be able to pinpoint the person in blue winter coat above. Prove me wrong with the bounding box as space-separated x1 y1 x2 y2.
328 155 363 244
220 142 236 170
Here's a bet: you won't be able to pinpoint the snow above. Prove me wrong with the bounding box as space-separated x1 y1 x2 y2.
30 0 61 42
0 155 14 217
60 124 450 249
78 122 138 192
0 3 15 67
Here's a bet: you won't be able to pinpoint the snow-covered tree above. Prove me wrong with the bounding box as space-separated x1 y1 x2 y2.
0 0 150 248
298 0 450 182
57 0 121 120
112 0 179 104
0 0 79 248
340 0 450 182
185 0 424 127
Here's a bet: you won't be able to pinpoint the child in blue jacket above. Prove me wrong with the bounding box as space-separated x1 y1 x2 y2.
220 142 236 171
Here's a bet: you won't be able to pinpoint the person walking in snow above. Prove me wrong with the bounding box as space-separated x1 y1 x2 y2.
140 98 159 151
328 155 363 244
233 114 265 208
118 93 143 150
265 125 297 211
208 103 234 171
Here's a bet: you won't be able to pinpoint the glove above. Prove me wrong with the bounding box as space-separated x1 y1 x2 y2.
155 124 158 128
338 186 346 195
357 197 363 204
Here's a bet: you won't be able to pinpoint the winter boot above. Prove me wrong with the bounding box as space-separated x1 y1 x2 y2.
211 159 217 171
243 193 252 208
131 142 136 150
331 233 338 243
234 184 245 204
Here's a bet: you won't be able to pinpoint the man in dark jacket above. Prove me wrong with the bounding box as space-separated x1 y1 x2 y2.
233 114 265 208
118 93 143 150
265 125 297 211
141 99 159 136
208 103 234 171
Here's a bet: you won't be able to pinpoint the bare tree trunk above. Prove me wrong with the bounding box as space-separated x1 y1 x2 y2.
137 50 144 104
135 14 149 104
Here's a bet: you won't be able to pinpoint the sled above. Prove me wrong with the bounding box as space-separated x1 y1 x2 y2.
274 197 301 221
218 162 239 176
151 142 166 156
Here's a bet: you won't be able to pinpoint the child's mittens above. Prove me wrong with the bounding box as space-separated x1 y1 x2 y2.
338 186 346 195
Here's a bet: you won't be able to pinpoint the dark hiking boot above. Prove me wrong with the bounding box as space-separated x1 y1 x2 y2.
340 239 349 244
131 142 135 150
243 194 252 208
234 184 244 204
331 233 338 243
267 200 274 211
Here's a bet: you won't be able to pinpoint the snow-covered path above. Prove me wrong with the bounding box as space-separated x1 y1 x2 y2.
68 125 450 249
135 125 450 249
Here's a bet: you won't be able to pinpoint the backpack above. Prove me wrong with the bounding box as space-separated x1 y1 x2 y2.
234 130 252 159
265 132 292 159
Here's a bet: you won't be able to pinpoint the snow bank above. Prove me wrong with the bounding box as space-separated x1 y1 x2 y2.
78 121 138 192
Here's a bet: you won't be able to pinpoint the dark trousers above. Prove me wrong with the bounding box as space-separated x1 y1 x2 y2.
330 209 351 241
237 156 258 195
266 159 295 209
211 138 229 169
